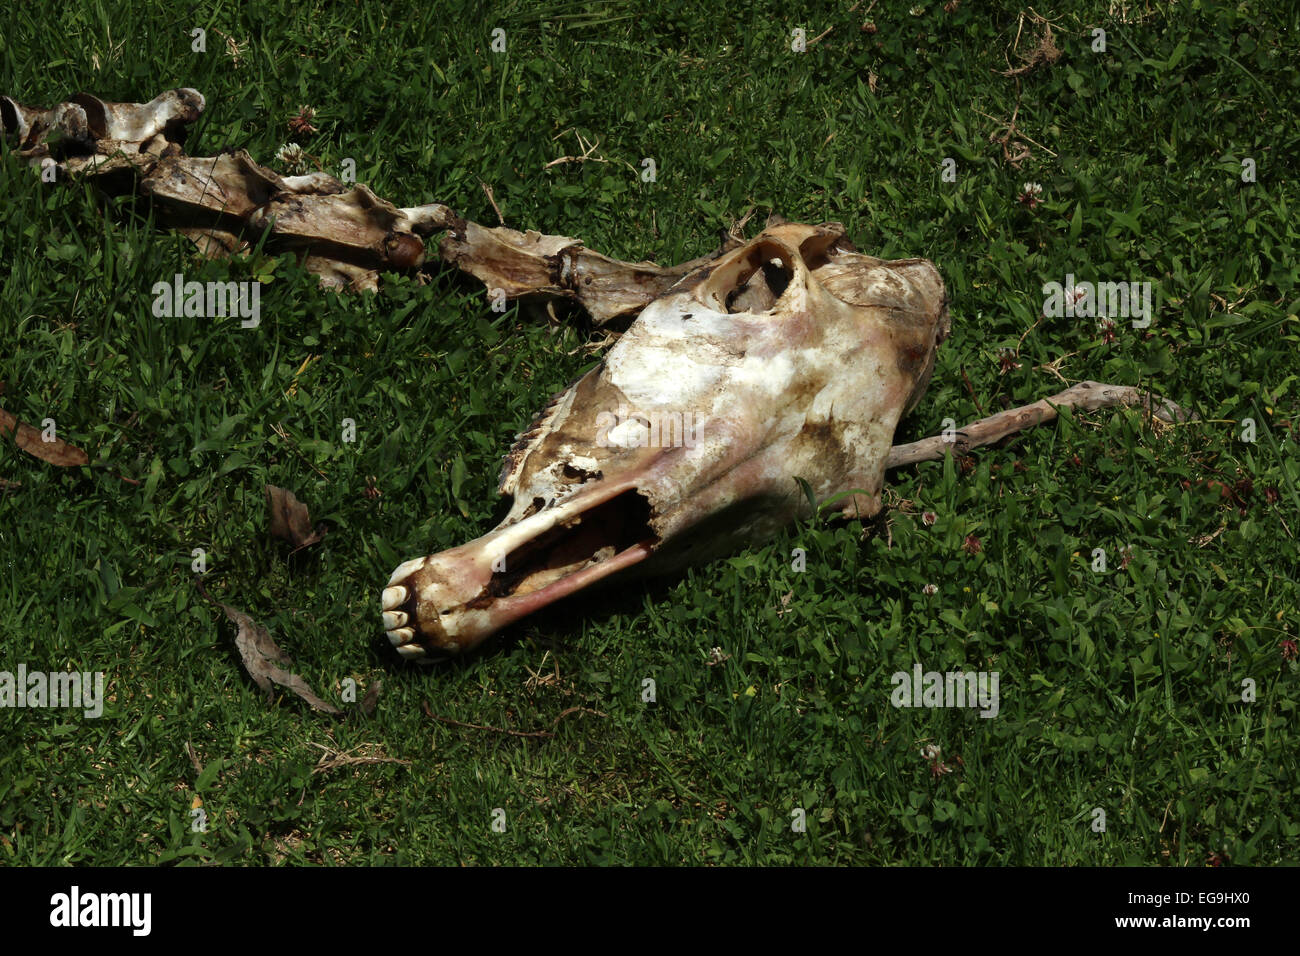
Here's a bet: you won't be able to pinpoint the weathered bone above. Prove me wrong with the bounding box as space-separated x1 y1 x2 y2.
141 151 293 221
71 89 206 144
0 90 459 291
2 89 203 179
381 223 1195 658
2 88 731 319
885 380 1193 469
1 97 92 151
247 185 429 271
437 218 743 324
383 359 1194 659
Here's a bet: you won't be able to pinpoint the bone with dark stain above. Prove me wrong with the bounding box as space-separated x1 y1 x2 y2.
2 87 740 312
1 89 451 293
379 220 1193 659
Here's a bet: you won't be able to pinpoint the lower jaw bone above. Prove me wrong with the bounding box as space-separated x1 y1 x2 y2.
382 482 658 659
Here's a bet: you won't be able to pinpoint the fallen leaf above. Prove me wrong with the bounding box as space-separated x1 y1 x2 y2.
200 584 341 714
360 679 383 716
0 407 89 466
266 484 327 550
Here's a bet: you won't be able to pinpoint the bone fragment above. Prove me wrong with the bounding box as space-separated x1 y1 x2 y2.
885 381 1197 469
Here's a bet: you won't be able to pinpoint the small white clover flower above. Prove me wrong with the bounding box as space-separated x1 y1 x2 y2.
1017 183 1044 209
275 142 308 175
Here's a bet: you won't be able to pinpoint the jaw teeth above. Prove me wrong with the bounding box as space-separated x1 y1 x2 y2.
386 627 414 647
381 583 439 661
387 558 426 585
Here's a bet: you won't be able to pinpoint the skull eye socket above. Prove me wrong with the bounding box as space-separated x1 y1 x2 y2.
703 238 797 314
723 259 791 312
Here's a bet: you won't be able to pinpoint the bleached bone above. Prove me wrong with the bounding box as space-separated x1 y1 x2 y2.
1 89 203 177
1 97 92 150
2 90 445 286
0 96 36 143
69 89 206 144
398 203 458 234
247 184 428 270
382 270 1197 660
142 151 290 220
381 221 953 658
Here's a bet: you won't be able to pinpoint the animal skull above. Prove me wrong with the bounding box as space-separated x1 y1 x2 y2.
381 220 950 659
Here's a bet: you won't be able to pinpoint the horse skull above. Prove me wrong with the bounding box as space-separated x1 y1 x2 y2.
382 221 950 659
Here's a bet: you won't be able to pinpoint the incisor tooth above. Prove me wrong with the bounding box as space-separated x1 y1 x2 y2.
388 557 426 584
382 610 408 629
381 586 409 609
386 627 414 646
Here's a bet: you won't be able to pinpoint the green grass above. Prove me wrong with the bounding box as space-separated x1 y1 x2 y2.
1 0 1298 865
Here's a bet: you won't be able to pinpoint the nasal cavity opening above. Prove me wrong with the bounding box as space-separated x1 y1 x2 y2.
706 239 796 314
480 490 657 602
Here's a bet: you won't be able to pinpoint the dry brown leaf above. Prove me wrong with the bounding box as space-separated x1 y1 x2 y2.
206 591 341 715
360 679 383 716
266 484 327 550
0 407 89 466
